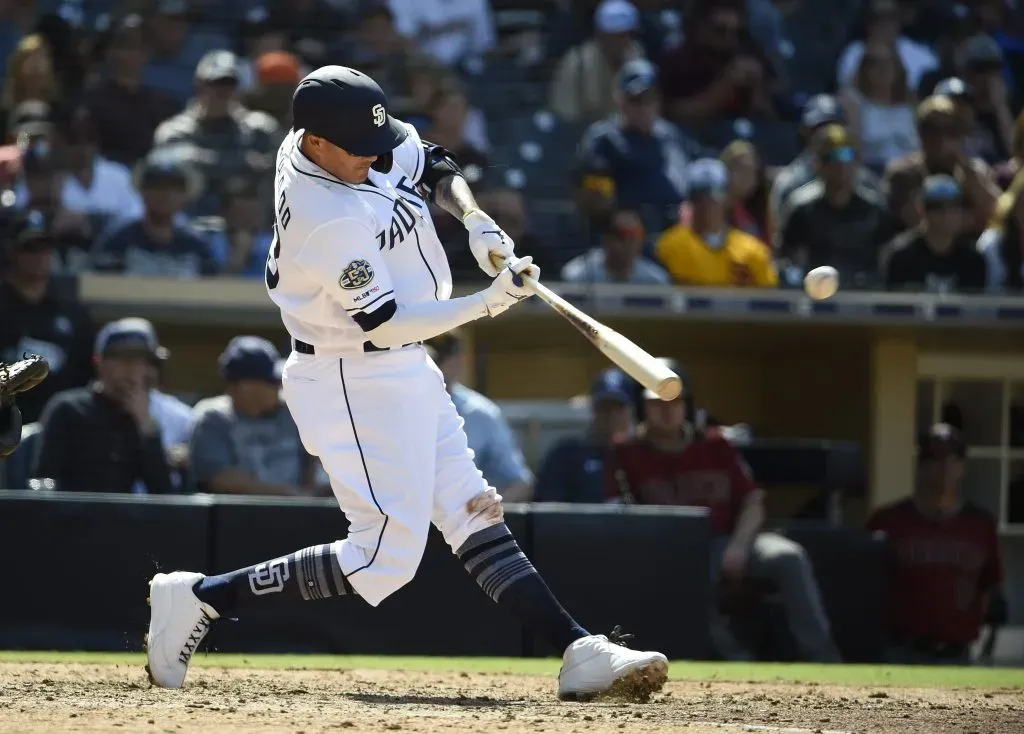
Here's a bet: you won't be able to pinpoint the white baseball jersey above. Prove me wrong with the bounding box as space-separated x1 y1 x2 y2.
268 120 496 608
265 122 453 353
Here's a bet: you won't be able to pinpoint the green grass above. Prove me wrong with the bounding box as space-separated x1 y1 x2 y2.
1 651 1022 689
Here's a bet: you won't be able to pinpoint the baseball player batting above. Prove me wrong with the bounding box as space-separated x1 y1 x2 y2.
146 66 668 700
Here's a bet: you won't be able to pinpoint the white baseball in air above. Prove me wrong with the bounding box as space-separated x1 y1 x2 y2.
804 266 839 301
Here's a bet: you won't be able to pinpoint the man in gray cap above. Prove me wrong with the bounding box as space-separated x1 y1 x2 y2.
152 49 280 216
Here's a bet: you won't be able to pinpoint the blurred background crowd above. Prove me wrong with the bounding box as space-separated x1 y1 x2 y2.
2 0 1024 295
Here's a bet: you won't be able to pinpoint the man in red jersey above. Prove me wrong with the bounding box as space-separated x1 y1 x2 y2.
867 423 1004 665
606 359 840 662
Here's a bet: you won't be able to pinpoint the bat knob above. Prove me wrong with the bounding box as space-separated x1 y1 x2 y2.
658 377 683 401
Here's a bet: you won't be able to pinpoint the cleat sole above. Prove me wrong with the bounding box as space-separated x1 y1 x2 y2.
558 659 668 703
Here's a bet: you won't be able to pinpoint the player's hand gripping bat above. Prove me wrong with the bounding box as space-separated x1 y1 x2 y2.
490 254 682 401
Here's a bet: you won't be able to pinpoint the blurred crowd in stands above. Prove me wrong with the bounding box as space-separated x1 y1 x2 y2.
0 0 1022 294
0 0 1016 663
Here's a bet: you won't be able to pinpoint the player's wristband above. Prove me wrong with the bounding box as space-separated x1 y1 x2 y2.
462 209 491 228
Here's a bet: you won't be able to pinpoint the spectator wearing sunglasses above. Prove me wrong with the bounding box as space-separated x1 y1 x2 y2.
777 125 888 289
882 175 987 293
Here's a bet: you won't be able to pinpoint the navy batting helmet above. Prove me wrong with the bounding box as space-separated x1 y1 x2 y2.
292 66 408 173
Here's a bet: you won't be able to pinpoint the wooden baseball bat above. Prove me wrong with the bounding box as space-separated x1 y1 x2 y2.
491 255 682 401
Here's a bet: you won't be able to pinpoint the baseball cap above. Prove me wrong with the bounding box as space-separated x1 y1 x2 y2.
815 124 857 163
956 34 1004 70
134 152 198 197
257 51 302 86
9 209 52 249
292 65 408 163
934 76 971 100
94 318 170 361
801 94 844 130
686 158 729 198
594 0 639 34
618 58 656 97
922 174 963 205
918 422 966 460
218 336 284 383
590 369 635 405
196 50 240 83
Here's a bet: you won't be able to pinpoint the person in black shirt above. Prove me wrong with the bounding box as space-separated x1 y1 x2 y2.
883 174 987 293
90 155 217 277
777 124 889 288
32 317 174 493
534 369 638 503
0 209 94 423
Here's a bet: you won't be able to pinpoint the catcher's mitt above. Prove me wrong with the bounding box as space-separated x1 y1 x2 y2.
0 355 50 403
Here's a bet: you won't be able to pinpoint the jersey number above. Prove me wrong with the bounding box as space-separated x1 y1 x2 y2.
265 187 292 290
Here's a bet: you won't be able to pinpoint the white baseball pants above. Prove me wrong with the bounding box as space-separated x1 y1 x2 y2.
281 345 496 606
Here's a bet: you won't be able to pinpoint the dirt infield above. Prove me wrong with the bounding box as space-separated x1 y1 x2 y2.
1 662 1022 734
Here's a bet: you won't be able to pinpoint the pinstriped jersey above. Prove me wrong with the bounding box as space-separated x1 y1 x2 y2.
264 122 453 352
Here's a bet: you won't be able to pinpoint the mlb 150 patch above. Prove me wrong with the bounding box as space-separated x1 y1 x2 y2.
340 260 374 289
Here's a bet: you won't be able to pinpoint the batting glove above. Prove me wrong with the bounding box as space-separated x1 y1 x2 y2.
480 256 539 317
464 209 515 278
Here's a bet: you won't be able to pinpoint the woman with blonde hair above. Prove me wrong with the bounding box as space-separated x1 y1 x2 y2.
1 34 61 138
978 167 1024 293
839 40 919 173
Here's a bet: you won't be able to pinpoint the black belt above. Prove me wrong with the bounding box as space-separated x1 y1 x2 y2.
293 339 419 355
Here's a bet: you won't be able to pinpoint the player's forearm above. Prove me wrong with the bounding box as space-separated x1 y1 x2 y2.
728 491 765 548
432 174 479 221
365 294 489 349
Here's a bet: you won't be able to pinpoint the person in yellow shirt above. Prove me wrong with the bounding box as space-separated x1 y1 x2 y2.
654 158 778 287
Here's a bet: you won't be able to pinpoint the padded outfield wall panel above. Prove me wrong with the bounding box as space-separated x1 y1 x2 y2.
526 504 715 660
205 497 527 656
0 491 213 650
772 522 890 662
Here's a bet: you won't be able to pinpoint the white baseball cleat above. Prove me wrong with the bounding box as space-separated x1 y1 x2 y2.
557 628 669 702
145 571 220 689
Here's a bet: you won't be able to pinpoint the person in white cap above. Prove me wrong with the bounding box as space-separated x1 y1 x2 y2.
549 0 644 125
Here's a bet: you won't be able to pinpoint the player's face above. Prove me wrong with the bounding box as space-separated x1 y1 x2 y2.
644 397 685 433
727 151 758 200
142 180 188 219
227 379 281 416
11 238 53 280
308 135 377 184
603 211 644 266
98 353 151 400
923 200 963 239
622 90 658 131
593 399 634 442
